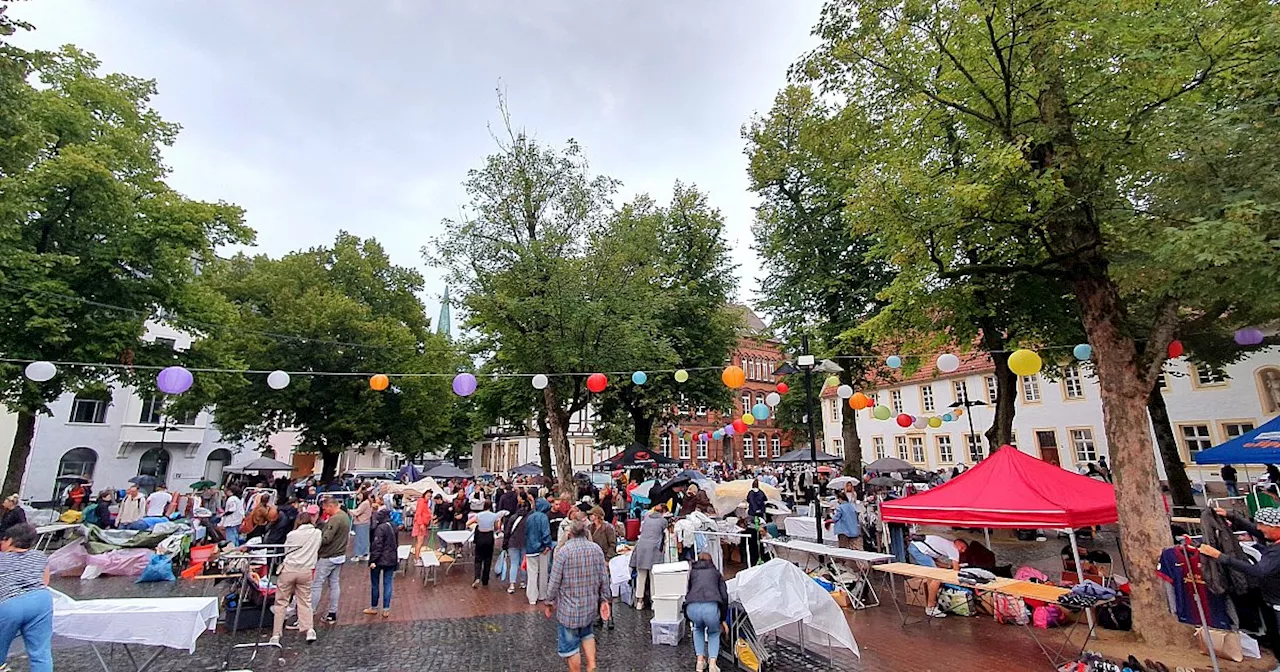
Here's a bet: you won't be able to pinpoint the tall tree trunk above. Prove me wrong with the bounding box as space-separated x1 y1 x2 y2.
979 324 1017 451
1148 386 1195 510
1073 273 1184 647
631 408 653 448
542 386 575 496
2 411 37 497
838 369 862 478
319 449 338 484
537 410 553 482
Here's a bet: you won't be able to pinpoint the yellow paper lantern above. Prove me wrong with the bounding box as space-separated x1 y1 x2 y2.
674 369 689 383
927 416 942 428
824 375 840 389
1008 349 1043 377
721 365 746 389
742 413 756 426
369 374 390 391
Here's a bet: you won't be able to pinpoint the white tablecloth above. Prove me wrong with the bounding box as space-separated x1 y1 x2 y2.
51 590 218 653
783 516 819 540
437 530 474 546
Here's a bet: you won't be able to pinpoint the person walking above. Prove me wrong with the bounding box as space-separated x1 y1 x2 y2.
831 492 862 550
504 494 531 594
268 511 322 646
589 506 617 630
364 508 397 617
685 551 730 672
630 504 669 610
469 501 502 588
525 498 553 605
1223 464 1240 497
545 519 610 672
351 492 373 562
221 486 246 548
0 524 53 672
115 486 146 529
312 496 351 624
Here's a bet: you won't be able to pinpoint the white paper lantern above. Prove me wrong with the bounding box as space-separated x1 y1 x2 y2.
912 416 928 429
936 353 961 373
267 370 291 390
531 374 549 390
24 361 57 382
766 392 781 407
836 384 853 399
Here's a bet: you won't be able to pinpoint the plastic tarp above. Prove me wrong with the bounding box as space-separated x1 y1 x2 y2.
1193 415 1280 465
709 480 781 517
726 559 859 657
82 525 174 555
880 446 1117 529
388 477 446 500
50 589 219 653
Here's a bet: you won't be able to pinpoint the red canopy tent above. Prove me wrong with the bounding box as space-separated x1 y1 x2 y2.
881 446 1117 529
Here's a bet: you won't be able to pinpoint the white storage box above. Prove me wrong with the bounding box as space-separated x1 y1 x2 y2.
617 581 634 606
651 561 689 598
651 616 686 646
652 595 684 622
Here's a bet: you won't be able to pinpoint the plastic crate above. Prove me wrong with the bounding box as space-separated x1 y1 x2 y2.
652 595 684 622
651 561 689 598
651 617 686 646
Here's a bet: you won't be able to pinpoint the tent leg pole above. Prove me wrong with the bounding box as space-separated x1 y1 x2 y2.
983 527 991 549
1069 530 1094 631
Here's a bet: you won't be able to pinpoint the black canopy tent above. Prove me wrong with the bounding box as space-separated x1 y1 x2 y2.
510 462 544 476
592 443 680 470
771 447 842 464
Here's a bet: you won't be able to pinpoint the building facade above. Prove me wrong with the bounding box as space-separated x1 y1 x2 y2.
819 347 1280 481
475 407 598 475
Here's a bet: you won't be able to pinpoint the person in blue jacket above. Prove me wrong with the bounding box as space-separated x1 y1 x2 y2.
524 498 553 606
830 491 862 550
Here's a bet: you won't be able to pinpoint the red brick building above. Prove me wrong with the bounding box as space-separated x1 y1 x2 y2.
659 306 794 467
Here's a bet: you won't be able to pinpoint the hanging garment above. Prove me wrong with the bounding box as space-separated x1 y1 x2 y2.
1200 509 1252 595
1157 547 1231 628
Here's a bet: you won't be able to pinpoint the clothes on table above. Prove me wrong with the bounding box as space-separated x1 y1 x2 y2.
1200 509 1252 595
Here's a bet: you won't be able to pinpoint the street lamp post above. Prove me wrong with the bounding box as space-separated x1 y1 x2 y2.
775 335 843 545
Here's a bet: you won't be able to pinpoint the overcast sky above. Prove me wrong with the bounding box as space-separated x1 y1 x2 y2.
11 1 821 328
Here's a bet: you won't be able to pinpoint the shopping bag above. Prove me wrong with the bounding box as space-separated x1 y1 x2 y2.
994 593 1029 625
496 550 508 581
1194 626 1244 662
135 554 176 583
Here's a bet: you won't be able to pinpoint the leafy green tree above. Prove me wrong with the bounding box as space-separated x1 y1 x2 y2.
796 0 1280 644
194 233 459 482
0 37 252 496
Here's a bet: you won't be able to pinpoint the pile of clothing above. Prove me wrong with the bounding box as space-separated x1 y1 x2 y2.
1057 580 1117 610
956 567 997 586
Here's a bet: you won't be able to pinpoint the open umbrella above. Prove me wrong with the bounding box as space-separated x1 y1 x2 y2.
648 473 700 508
865 457 913 473
711 479 781 516
189 480 217 491
395 464 422 482
868 476 902 488
510 462 543 476
630 479 658 500
236 457 296 472
55 475 90 483
425 463 471 480
128 475 157 488
826 476 857 491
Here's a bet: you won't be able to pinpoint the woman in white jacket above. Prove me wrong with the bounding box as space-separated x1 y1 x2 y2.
269 511 322 646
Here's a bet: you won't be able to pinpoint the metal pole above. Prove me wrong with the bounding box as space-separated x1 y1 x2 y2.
962 382 980 460
802 335 822 545
983 527 991 549
1180 537 1221 672
1068 530 1095 630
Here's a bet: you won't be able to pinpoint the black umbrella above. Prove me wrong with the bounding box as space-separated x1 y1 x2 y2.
56 474 90 483
510 462 543 476
129 475 158 488
865 457 914 472
647 473 696 508
425 463 471 479
868 476 902 488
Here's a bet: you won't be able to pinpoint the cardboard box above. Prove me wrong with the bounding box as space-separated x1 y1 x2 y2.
905 577 928 608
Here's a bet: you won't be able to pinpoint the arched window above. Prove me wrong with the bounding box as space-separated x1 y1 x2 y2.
204 449 232 482
56 447 97 485
1259 366 1280 415
138 447 171 486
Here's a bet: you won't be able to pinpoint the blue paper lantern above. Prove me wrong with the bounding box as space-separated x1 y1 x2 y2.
631 371 648 385
1072 344 1092 361
942 413 954 422
886 355 902 369
751 403 771 421
712 430 724 440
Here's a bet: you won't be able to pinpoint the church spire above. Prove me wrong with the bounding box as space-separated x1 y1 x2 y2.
437 286 452 338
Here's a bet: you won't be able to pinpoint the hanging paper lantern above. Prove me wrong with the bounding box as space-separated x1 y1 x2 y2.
765 392 781 407
751 403 771 421
452 372 477 397
674 369 689 383
532 374 549 390
721 366 746 389
1007 349 1042 376
1235 328 1265 346
742 413 756 426
725 424 737 436
873 405 891 420
776 382 789 395
713 430 724 440
732 418 748 433
849 392 870 410
928 416 942 428
631 371 648 385
1167 340 1184 358
824 375 840 389
836 384 853 399
942 413 954 422
267 370 291 390
953 407 964 417
157 366 194 395
912 416 928 429
369 374 390 391
24 361 56 382
886 355 902 369
937 353 960 373
895 413 913 428
586 373 608 393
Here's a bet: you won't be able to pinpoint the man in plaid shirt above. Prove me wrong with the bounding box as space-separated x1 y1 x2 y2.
545 519 611 672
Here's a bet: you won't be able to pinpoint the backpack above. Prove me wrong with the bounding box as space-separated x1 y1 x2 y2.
1097 601 1132 631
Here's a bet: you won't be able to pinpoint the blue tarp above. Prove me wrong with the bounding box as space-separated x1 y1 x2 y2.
1192 415 1280 465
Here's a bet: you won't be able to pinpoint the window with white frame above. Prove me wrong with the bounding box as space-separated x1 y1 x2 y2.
697 438 708 459
1179 424 1213 457
1223 421 1256 439
891 390 903 414
679 437 690 459
966 434 984 462
1022 375 1041 403
742 394 751 413
953 381 968 404
1193 364 1228 387
696 406 707 416
936 435 954 463
921 385 936 413
832 438 843 453
873 437 887 459
743 435 754 458
909 436 926 463
755 393 765 408
895 436 909 461
984 375 998 404
1063 366 1085 399
771 436 781 457
1070 428 1098 462
661 434 671 456
70 394 109 424
139 396 164 424
829 399 840 422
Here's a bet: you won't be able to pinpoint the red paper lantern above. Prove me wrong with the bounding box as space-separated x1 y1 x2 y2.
732 418 748 433
586 373 608 393
896 413 913 428
1167 340 1184 358
777 382 789 395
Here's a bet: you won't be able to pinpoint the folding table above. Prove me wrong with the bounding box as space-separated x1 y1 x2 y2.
763 538 893 609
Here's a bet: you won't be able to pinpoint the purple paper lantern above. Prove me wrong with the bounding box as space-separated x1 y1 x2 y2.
1235 327 1265 346
156 366 193 395
724 424 736 437
452 372 478 397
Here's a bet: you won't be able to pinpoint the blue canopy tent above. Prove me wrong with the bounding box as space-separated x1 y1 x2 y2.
1192 415 1280 465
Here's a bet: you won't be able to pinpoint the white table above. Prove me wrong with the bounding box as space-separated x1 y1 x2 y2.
782 516 819 540
50 590 218 670
35 523 79 552
437 529 474 576
764 538 893 609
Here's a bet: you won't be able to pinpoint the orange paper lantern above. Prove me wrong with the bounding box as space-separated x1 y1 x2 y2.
369 374 389 391
721 365 746 389
849 392 871 410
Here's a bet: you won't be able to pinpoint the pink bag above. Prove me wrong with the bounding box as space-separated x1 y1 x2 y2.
1014 566 1049 583
1032 604 1066 629
85 548 153 576
994 593 1029 625
46 540 90 577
